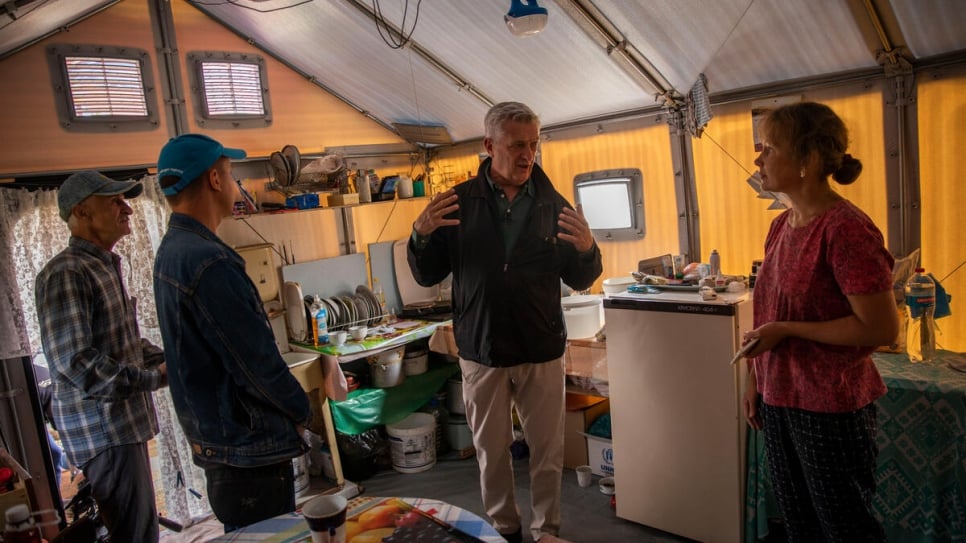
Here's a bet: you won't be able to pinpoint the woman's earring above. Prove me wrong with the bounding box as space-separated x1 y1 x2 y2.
800 169 806 179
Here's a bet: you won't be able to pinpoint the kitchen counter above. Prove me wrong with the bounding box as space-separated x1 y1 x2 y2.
290 319 446 401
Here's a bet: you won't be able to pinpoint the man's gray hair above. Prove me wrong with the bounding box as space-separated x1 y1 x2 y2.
484 102 540 140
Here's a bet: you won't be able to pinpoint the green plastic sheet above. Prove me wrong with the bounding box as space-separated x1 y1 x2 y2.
329 363 459 435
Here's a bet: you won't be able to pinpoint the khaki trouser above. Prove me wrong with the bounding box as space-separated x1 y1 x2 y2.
459 357 566 541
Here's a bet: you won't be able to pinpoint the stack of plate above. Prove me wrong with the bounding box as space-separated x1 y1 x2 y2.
303 284 384 331
270 144 302 186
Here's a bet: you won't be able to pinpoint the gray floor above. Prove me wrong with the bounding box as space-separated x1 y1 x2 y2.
354 454 695 543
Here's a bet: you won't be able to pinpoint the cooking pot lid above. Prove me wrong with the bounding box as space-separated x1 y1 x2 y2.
561 294 603 309
282 281 308 342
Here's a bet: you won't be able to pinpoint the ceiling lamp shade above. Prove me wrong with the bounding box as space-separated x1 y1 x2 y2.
505 0 548 37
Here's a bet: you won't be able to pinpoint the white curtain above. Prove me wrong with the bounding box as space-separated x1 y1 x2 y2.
0 177 213 526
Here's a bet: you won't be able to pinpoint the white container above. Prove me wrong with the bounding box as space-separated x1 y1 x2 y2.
292 453 310 496
397 175 414 198
446 377 465 415
445 414 474 451
561 295 605 339
403 349 428 376
368 347 405 387
386 412 436 473
582 433 614 477
602 276 635 295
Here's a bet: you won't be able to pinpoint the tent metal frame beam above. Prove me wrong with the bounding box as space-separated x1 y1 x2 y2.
552 0 679 107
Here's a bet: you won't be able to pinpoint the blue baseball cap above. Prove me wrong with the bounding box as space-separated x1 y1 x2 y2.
157 134 246 196
58 170 143 222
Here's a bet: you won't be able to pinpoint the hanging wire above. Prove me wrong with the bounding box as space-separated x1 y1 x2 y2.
702 131 756 178
373 0 422 50
939 259 965 283
238 217 290 265
189 0 314 13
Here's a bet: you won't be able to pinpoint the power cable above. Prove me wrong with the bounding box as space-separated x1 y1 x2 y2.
372 0 422 50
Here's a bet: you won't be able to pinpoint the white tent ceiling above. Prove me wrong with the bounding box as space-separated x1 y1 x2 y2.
2 0 964 143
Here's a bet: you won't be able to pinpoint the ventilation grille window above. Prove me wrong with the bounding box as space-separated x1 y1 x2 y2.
187 52 271 128
65 56 149 117
46 44 158 133
200 61 265 116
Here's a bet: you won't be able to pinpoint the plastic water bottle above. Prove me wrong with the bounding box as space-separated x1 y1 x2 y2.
3 504 41 543
905 268 936 363
310 295 329 346
356 168 371 203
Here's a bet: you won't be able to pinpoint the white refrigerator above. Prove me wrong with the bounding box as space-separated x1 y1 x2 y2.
604 290 752 543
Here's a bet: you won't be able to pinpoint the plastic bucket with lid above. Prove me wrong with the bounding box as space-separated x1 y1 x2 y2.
561 294 604 339
386 412 436 473
403 348 428 375
445 414 474 451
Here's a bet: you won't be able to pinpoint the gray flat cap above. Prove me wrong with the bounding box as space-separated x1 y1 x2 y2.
58 170 144 222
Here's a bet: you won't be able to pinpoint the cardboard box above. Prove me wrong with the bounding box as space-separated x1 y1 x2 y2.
328 193 360 206
563 393 609 469
583 433 614 477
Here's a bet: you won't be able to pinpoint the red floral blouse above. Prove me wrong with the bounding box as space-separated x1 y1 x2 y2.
752 200 893 413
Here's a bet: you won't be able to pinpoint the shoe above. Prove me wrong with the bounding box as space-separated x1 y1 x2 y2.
499 528 522 543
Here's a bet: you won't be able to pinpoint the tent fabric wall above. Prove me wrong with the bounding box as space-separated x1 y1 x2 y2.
168 2 406 160
693 84 891 279
918 68 966 353
0 1 405 177
0 1 165 175
540 123 678 293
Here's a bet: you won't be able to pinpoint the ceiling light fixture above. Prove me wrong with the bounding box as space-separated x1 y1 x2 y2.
505 0 548 37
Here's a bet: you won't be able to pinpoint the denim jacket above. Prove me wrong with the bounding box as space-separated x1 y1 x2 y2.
154 213 310 468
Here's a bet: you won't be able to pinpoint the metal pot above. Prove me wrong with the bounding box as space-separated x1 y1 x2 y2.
368 348 405 388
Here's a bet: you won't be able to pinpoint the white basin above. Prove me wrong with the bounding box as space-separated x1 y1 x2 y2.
281 351 319 368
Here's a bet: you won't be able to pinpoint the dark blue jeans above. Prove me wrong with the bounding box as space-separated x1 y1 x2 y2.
83 442 159 542
205 460 295 533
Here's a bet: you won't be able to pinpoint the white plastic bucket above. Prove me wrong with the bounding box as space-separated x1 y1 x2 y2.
403 349 428 376
445 414 474 451
292 452 310 496
386 412 436 473
561 294 604 339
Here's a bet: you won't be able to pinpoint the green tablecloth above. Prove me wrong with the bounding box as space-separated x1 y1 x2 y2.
746 351 966 542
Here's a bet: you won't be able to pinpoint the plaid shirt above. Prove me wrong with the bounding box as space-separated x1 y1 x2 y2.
35 236 163 468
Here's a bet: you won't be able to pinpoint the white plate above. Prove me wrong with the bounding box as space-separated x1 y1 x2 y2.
282 282 307 342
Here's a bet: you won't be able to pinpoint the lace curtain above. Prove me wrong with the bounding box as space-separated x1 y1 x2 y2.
0 177 213 526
